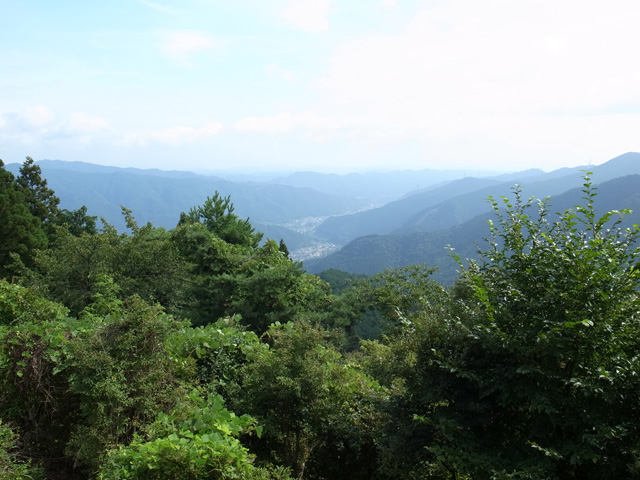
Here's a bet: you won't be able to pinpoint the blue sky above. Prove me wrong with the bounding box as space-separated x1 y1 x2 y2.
1 0 639 173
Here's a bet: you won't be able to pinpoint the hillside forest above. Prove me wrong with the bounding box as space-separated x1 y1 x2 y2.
2 157 640 479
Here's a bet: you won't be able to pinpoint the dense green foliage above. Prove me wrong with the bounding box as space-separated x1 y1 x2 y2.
179 193 263 248
2 161 640 479
434 181 640 478
0 419 42 479
371 178 640 479
233 320 384 479
99 391 290 480
0 160 48 277
15 157 61 236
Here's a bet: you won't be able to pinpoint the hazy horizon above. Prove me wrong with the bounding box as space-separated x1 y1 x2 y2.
5 155 591 178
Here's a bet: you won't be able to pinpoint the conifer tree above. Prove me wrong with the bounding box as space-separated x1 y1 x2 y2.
0 160 47 277
16 156 60 234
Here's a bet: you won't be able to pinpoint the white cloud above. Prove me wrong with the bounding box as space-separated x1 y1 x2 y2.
23 105 55 127
309 0 640 157
124 122 223 146
233 110 383 144
380 0 397 7
0 107 116 150
281 0 333 32
0 106 55 137
159 31 218 66
265 63 295 82
162 31 214 57
68 113 110 132
235 111 322 134
138 0 179 14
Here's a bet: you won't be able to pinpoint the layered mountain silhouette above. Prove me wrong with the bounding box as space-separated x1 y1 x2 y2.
306 153 640 283
314 152 640 245
6 152 640 273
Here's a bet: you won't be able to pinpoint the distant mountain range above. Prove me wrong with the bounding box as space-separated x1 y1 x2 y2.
314 176 505 245
5 160 364 254
306 153 640 283
6 153 640 274
313 153 640 246
4 159 503 258
267 168 509 205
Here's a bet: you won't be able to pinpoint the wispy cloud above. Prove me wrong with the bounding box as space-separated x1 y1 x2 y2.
312 0 640 150
23 105 55 128
233 110 373 142
123 122 223 146
138 0 180 15
0 107 112 148
281 0 333 32
0 105 55 132
235 111 321 134
265 64 295 82
159 31 218 66
68 113 110 132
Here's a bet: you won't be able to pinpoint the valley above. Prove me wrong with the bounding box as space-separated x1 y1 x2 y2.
7 152 640 279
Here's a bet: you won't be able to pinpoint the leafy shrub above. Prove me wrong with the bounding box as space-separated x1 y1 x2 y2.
99 390 291 480
235 320 386 479
0 420 42 480
0 280 68 326
394 177 640 479
166 316 265 398
65 297 191 472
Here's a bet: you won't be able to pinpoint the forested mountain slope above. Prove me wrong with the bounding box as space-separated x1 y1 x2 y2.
306 173 640 283
397 152 640 235
314 177 505 245
315 152 640 244
5 160 364 242
26 159 202 178
268 167 505 204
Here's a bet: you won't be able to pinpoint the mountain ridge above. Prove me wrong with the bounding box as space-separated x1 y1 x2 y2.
6 152 639 266
306 170 640 282
314 152 640 244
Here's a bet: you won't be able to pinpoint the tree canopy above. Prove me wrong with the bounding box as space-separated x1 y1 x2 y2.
2 164 640 479
179 191 263 248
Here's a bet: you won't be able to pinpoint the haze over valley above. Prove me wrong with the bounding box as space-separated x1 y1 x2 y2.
7 151 640 283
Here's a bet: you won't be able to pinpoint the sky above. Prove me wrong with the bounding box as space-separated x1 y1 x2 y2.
1 0 639 174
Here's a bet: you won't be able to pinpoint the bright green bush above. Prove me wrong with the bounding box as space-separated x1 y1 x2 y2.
0 280 68 326
166 315 265 398
389 177 640 479
65 297 191 472
235 320 386 479
99 390 291 480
